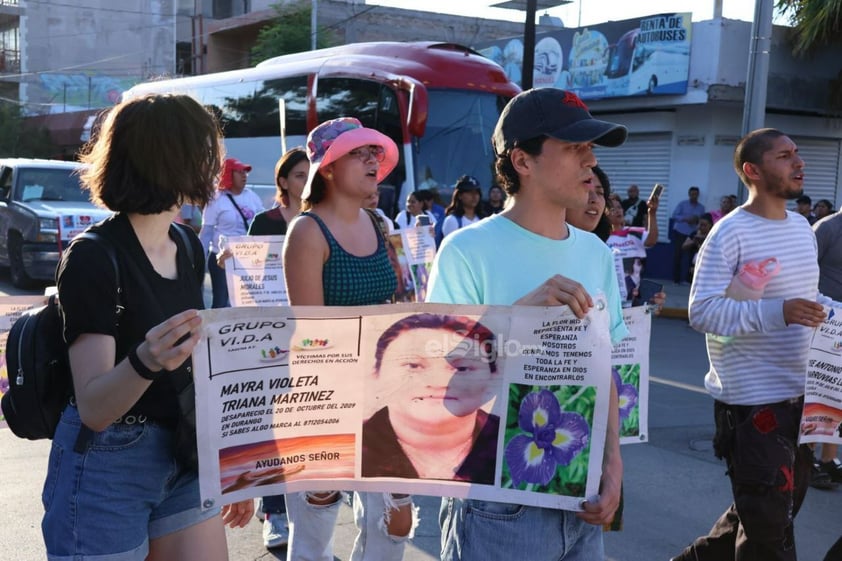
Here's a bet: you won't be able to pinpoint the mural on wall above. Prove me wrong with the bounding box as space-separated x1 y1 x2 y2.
478 12 692 100
34 74 139 112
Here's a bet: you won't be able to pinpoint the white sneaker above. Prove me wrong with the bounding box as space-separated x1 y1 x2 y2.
263 512 289 549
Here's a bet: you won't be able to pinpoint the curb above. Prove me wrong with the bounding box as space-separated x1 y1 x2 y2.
659 306 688 320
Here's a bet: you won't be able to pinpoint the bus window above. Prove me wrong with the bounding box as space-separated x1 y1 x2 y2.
259 76 308 138
199 81 258 138
316 77 380 125
317 77 405 213
414 90 506 197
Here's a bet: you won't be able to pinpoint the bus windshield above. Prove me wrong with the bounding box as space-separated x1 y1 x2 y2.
415 89 509 198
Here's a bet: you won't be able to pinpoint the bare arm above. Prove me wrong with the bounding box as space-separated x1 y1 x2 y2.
643 196 659 248
283 216 328 306
69 309 202 431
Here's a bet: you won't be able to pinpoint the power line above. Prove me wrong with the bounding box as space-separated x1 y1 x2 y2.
3 1 385 81
20 0 179 18
23 21 175 43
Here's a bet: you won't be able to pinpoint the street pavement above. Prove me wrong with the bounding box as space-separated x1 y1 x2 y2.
2 283 839 560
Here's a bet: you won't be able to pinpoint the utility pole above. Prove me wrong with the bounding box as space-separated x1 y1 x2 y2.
522 0 537 89
491 0 571 89
738 0 773 202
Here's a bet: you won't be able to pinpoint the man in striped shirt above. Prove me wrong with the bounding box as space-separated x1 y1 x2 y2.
672 128 829 561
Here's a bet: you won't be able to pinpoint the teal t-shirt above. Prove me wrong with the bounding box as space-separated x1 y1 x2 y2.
426 213 628 345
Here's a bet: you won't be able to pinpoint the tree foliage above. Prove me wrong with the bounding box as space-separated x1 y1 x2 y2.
776 0 842 111
776 0 842 55
250 1 334 65
0 102 55 157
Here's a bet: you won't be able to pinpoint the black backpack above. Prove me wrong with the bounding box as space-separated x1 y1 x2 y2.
1 224 197 442
1 232 120 440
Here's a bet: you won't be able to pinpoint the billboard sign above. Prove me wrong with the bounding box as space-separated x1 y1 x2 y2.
478 12 692 100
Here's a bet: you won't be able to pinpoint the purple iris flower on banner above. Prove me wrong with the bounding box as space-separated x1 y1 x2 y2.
505 389 589 486
612 367 638 420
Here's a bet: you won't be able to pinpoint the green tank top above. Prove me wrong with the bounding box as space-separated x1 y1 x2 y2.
302 211 397 306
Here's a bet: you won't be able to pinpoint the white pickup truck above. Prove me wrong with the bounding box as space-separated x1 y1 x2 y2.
0 158 112 288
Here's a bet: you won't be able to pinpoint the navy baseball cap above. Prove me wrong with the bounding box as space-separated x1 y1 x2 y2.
492 88 627 155
454 175 481 192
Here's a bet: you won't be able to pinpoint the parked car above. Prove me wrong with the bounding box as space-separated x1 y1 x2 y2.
0 158 112 288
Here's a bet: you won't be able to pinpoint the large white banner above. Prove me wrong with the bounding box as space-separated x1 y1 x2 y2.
193 301 612 511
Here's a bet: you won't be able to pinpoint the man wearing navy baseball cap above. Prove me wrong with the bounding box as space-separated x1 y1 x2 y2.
492 88 627 155
427 88 629 561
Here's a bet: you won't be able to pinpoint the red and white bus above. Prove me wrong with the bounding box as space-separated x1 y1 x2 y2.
121 42 520 213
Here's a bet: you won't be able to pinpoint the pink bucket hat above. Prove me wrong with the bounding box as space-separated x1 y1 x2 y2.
303 117 399 200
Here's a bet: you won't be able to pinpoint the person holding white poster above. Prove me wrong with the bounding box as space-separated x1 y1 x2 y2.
673 129 829 561
43 94 253 561
808 208 842 487
199 157 265 308
427 88 629 561
362 313 500 483
282 117 412 561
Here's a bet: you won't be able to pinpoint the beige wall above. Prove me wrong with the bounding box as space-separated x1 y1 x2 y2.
21 0 176 111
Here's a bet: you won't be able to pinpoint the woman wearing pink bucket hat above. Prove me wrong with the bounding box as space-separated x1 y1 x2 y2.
282 117 413 561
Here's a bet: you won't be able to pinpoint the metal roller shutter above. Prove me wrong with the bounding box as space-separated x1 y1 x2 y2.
594 133 673 241
790 137 841 208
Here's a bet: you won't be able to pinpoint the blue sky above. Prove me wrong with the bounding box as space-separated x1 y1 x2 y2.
366 0 791 27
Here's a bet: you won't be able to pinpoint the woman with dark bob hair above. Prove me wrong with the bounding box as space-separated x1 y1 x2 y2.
44 94 252 561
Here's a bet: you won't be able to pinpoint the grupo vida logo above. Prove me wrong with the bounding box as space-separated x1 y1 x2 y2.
292 338 331 352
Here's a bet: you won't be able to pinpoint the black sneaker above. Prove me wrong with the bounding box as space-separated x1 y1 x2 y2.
819 458 842 483
811 461 837 490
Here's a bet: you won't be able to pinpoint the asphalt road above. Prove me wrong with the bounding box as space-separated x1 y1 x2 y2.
1 272 838 561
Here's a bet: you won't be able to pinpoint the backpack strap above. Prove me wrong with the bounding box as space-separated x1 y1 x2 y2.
72 232 124 322
170 222 196 269
63 231 123 452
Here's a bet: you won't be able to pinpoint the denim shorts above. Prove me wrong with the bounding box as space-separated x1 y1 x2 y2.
42 405 220 561
439 498 604 561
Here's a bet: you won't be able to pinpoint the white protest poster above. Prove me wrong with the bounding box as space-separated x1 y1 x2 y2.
388 234 416 303
612 306 651 444
223 235 287 307
192 301 611 511
502 301 611 507
0 295 52 429
801 305 842 445
399 226 436 302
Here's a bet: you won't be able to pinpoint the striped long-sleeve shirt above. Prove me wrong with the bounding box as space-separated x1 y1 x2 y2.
689 208 827 405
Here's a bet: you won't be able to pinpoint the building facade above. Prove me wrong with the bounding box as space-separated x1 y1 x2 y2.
4 1 842 238
585 18 842 243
